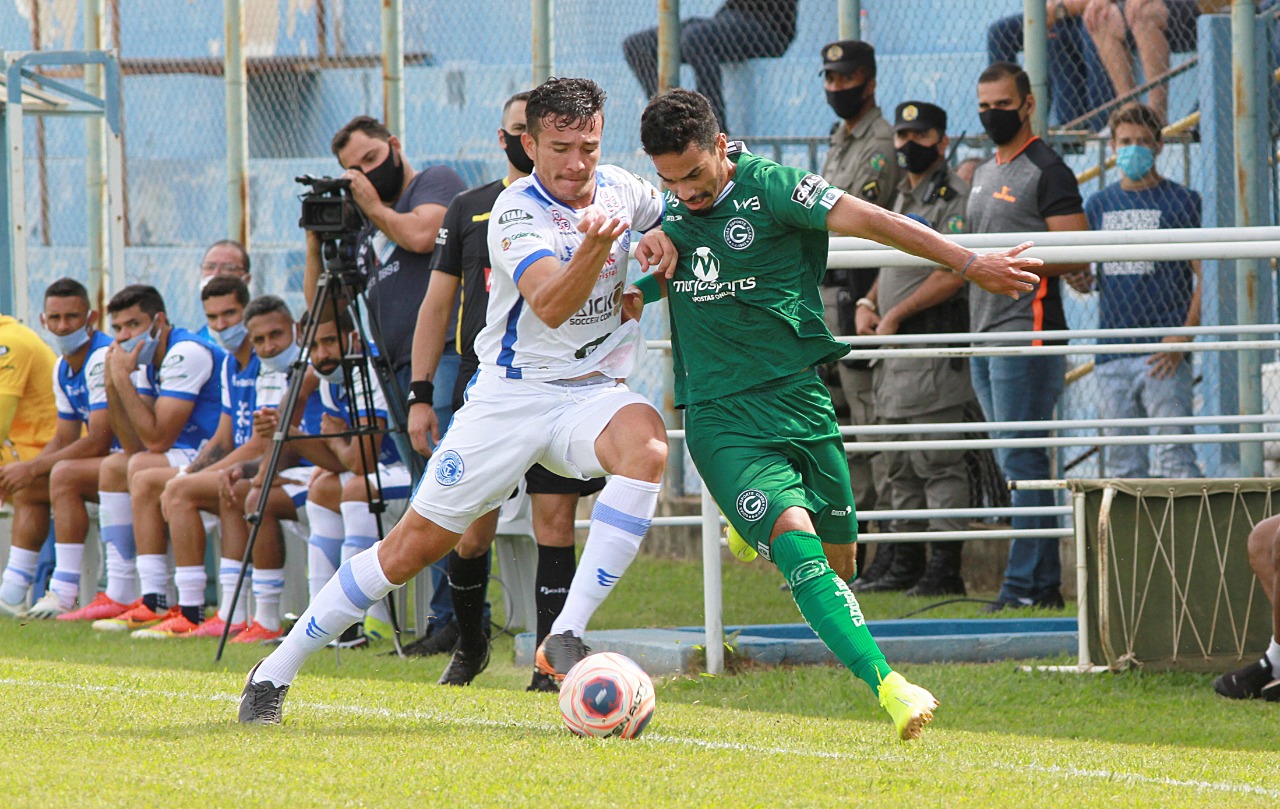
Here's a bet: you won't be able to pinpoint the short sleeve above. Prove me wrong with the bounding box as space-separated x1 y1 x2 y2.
428 195 466 278
0 336 34 398
220 356 235 414
627 173 665 232
1037 161 1084 219
53 363 75 419
489 197 556 286
406 165 468 210
157 342 215 401
761 162 843 231
85 346 109 411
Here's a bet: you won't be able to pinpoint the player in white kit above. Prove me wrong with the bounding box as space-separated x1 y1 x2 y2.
240 77 669 723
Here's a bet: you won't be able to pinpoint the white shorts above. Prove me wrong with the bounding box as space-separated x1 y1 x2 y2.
411 371 653 533
279 466 315 508
339 462 413 501
164 447 200 468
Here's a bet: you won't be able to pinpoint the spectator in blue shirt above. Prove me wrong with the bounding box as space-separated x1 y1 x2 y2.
1084 103 1202 478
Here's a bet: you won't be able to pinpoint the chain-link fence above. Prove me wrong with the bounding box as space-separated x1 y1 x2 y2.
4 0 1280 488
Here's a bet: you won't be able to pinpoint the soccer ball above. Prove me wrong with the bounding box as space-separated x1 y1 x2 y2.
558 652 656 739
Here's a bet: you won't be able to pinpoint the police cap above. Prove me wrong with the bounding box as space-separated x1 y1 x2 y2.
821 40 876 78
894 101 947 135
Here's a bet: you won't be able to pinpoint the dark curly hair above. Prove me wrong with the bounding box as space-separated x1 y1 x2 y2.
640 89 720 157
526 77 606 139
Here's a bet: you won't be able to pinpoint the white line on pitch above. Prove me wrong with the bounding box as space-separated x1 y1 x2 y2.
0 675 1275 799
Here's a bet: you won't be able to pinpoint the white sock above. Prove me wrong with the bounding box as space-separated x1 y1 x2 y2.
49 543 83 609
217 559 249 625
340 501 389 624
136 554 169 607
252 568 285 632
1266 637 1280 679
99 491 138 604
305 502 343 600
0 546 39 606
254 543 399 687
174 565 206 609
549 476 660 637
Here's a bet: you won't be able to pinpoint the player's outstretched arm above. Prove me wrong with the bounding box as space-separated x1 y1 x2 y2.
826 194 1040 299
635 227 677 279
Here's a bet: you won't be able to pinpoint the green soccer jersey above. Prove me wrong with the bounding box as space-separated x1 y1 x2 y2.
638 146 851 407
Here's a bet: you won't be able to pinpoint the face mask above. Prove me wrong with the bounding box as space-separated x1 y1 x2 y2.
826 84 868 121
502 130 535 174
258 341 301 375
316 363 345 384
361 146 405 203
1116 144 1155 181
979 105 1026 146
211 321 248 352
50 326 91 357
120 321 160 366
896 139 940 174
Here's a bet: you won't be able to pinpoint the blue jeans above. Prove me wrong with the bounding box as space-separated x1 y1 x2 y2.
623 9 794 131
970 354 1065 601
1094 355 1201 478
988 14 1114 131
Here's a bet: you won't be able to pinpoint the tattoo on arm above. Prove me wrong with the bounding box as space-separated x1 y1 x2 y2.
186 443 228 474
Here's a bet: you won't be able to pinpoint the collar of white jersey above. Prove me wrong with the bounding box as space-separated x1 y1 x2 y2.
528 170 598 209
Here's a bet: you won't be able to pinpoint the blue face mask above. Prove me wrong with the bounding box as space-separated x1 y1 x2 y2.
258 341 301 375
211 321 248 353
1116 144 1155 181
316 363 345 384
49 326 91 357
119 324 160 366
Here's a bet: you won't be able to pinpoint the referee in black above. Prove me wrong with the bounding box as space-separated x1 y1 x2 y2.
405 91 605 690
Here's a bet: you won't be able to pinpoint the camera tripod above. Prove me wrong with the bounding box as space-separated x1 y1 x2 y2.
213 236 415 662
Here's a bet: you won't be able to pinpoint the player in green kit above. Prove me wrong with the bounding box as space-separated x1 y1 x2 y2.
628 90 1042 740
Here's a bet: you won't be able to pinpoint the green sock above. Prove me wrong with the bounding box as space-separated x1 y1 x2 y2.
771 530 892 693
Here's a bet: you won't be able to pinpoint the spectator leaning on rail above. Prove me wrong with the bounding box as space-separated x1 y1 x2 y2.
852 101 978 598
967 62 1091 613
818 39 900 575
1084 103 1202 479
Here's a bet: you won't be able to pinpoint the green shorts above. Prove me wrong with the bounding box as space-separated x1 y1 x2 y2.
685 370 858 561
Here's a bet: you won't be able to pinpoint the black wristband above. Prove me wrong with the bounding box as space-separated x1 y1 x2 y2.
407 379 434 407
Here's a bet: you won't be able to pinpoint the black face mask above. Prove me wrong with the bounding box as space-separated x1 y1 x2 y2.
502 129 535 174
979 104 1026 146
826 84 868 122
896 139 940 174
362 146 405 202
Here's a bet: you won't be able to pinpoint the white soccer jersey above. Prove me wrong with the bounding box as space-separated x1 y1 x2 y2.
476 165 663 381
52 340 110 422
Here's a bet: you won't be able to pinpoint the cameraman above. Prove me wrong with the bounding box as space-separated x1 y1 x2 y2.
302 116 466 428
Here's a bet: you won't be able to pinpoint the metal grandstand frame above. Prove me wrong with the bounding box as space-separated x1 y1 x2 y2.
0 49 125 322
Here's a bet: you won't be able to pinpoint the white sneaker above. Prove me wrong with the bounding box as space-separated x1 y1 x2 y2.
25 591 68 619
0 598 27 618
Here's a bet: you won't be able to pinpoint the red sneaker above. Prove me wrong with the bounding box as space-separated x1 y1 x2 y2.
229 621 284 644
190 614 248 639
57 592 131 622
92 603 175 633
131 612 202 639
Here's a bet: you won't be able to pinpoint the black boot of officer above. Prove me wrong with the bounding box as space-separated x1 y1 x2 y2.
905 542 966 597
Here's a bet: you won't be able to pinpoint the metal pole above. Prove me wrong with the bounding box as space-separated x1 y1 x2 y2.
1232 0 1263 475
381 0 403 137
85 0 107 312
225 0 249 250
838 0 861 40
1023 0 1048 137
532 0 552 85
700 485 723 675
1073 490 1092 669
657 0 680 94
